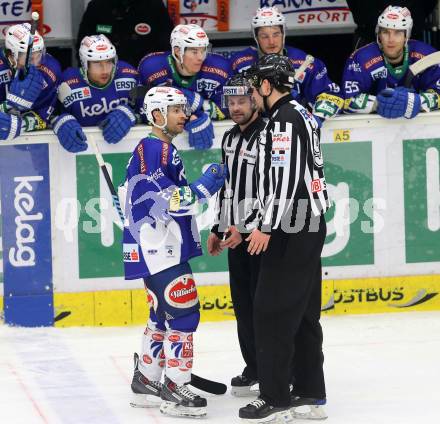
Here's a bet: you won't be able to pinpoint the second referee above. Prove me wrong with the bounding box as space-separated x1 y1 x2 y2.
207 74 265 396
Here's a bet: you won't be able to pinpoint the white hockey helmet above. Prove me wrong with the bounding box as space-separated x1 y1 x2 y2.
251 7 286 49
79 35 117 76
144 86 190 129
170 24 209 64
376 6 413 45
5 23 45 66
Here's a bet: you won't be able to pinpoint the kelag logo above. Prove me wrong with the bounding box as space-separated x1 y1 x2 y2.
9 176 44 267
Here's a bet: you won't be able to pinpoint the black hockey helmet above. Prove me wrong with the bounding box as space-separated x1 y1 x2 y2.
244 53 295 90
221 74 254 108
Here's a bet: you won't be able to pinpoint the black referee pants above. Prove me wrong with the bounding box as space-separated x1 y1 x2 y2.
228 240 261 380
254 218 327 407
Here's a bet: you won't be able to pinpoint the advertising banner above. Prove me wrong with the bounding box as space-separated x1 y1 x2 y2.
1 112 440 326
167 0 354 33
0 143 53 326
0 0 72 39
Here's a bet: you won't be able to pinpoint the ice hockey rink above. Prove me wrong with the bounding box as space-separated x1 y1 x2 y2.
0 311 439 424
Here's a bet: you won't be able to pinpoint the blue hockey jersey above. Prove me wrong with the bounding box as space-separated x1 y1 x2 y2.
0 52 61 122
138 51 230 118
57 60 139 126
123 134 202 279
342 40 440 113
230 46 343 118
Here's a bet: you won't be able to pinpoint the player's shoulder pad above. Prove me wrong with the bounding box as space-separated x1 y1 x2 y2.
204 52 230 69
285 45 308 60
201 53 230 80
116 60 139 78
230 46 257 69
138 51 169 73
408 39 436 59
349 42 382 65
39 53 62 85
137 136 172 170
60 67 83 86
0 51 9 69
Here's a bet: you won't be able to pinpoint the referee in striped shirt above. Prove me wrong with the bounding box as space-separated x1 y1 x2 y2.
238 54 330 422
207 74 265 395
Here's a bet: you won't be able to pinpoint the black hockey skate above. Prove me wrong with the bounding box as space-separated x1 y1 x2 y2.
290 395 328 420
231 374 259 397
160 376 207 417
239 397 292 423
130 353 163 408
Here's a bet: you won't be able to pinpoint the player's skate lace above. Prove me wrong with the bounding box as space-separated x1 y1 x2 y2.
250 398 266 408
149 380 162 391
178 384 197 400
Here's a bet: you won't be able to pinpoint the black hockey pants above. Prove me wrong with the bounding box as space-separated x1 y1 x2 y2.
254 217 327 407
228 240 261 380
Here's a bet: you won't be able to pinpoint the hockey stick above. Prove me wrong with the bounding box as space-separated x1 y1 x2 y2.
294 54 314 82
404 51 440 87
189 374 227 395
89 135 125 227
23 11 40 77
89 135 227 396
129 85 149 107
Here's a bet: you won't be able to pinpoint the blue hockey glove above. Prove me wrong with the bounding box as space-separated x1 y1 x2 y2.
377 87 421 119
101 105 136 144
53 114 88 153
181 88 203 115
190 163 227 201
184 113 214 150
7 65 44 111
0 112 22 140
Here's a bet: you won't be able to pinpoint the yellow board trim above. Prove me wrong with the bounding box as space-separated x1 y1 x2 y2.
1 275 440 327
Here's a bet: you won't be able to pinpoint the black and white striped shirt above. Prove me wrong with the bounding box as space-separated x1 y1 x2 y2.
250 94 331 232
212 116 266 235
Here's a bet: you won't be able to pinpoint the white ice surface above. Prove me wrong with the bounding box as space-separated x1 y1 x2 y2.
0 312 439 424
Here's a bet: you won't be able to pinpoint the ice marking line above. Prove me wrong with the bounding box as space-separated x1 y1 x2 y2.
7 331 121 424
110 355 131 384
7 362 49 424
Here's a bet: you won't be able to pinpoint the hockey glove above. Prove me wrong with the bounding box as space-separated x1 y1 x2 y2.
344 93 377 114
53 114 88 153
0 112 22 140
189 163 227 201
184 113 214 150
7 65 44 111
101 105 136 144
181 88 203 115
313 93 343 119
376 87 421 119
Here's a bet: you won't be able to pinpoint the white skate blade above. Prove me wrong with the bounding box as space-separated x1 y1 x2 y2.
231 383 260 397
130 392 162 408
291 405 328 420
241 409 292 424
160 400 207 418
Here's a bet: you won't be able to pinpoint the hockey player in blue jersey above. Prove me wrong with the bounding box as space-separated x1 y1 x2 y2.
0 23 61 141
342 6 440 118
53 34 139 153
122 86 226 417
138 24 231 149
230 7 343 125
